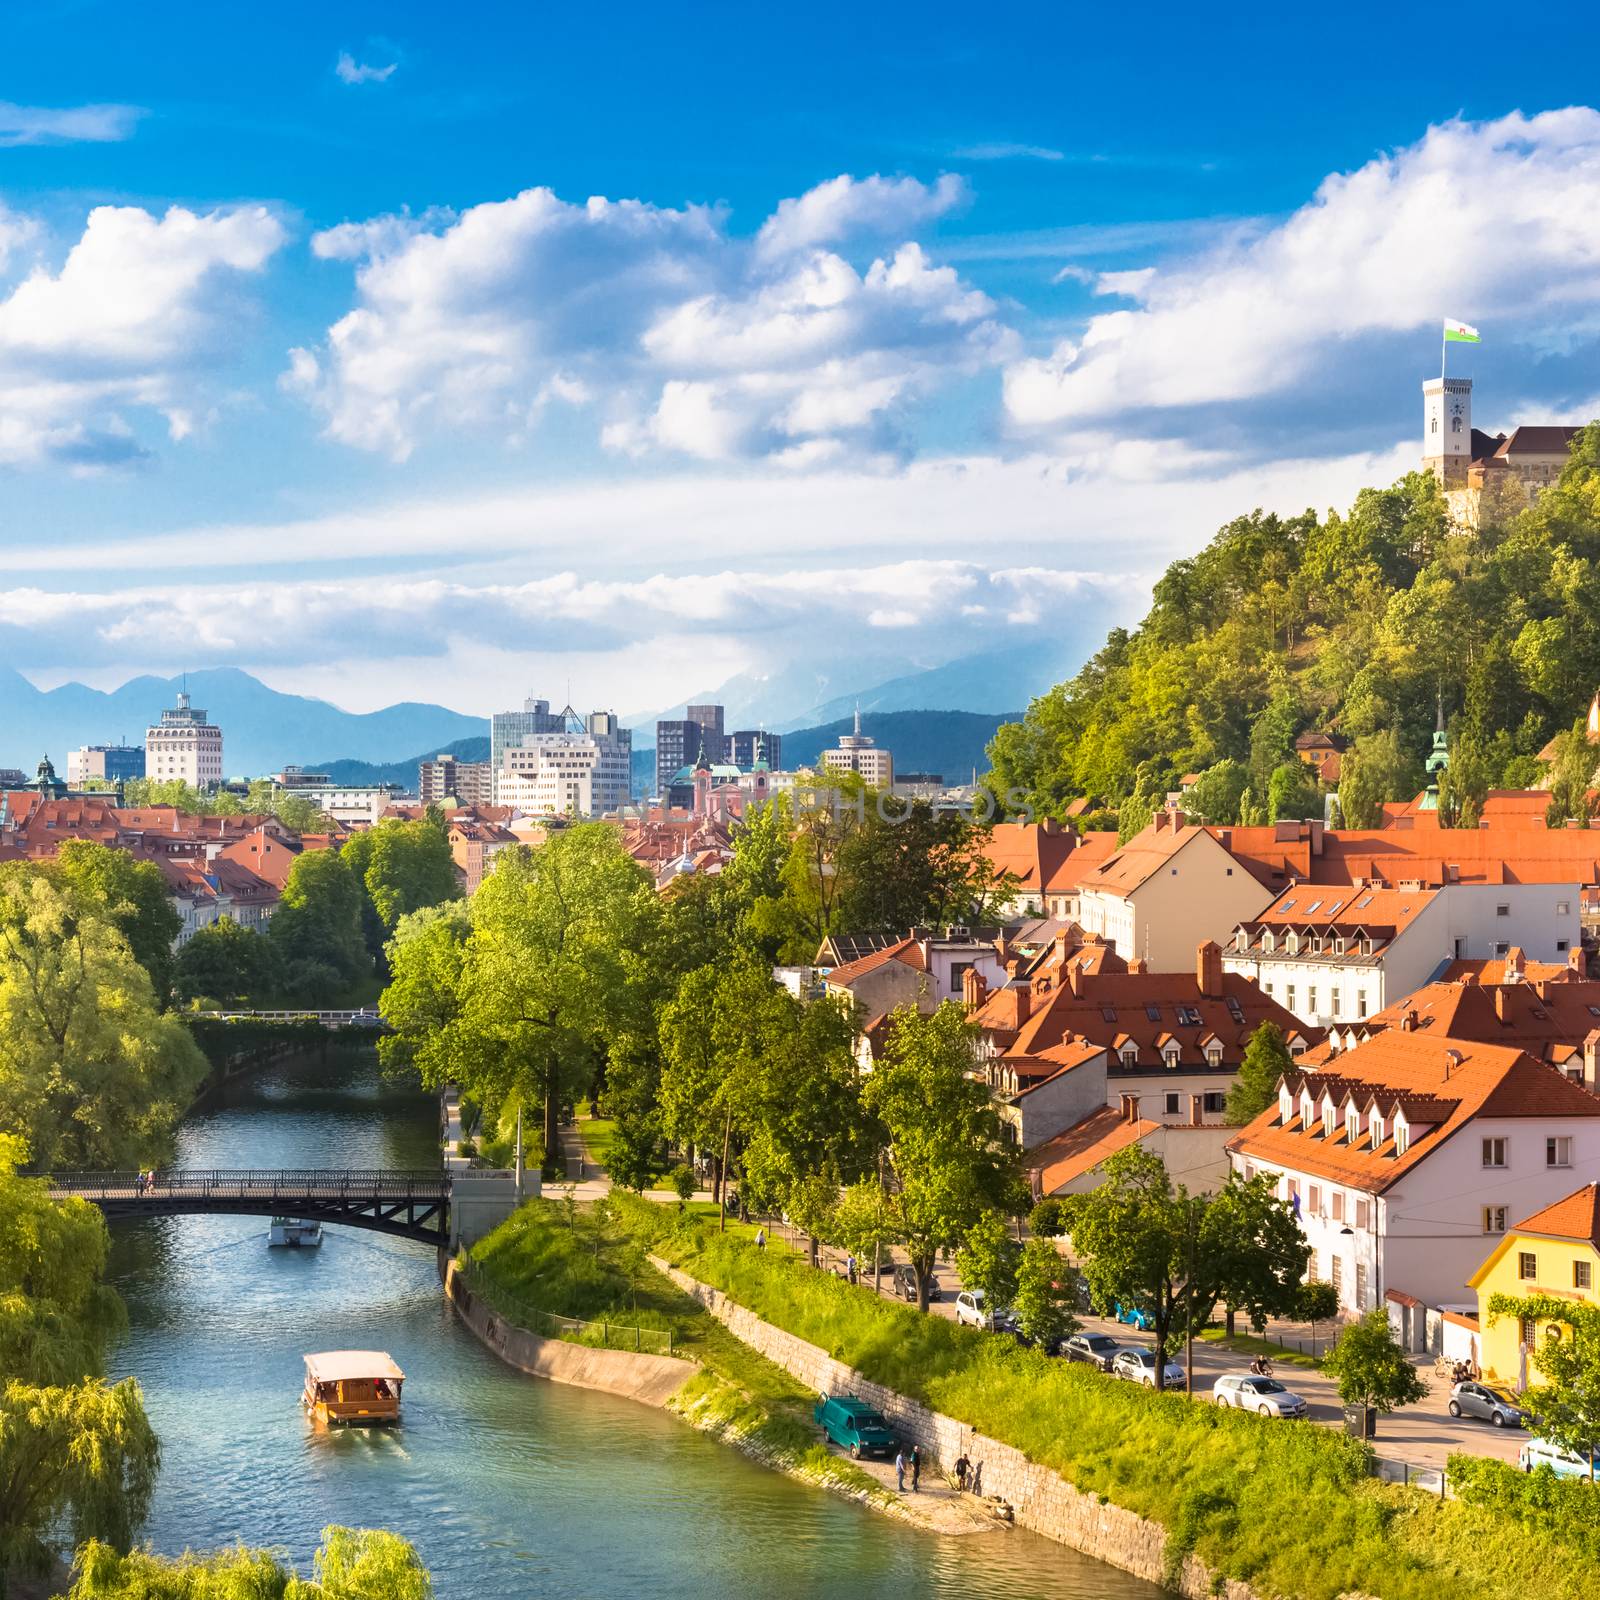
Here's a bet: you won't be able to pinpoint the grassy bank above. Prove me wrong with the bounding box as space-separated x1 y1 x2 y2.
462 1197 883 1501
611 1191 1598 1600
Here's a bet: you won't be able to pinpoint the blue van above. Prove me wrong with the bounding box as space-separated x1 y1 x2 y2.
813 1394 897 1459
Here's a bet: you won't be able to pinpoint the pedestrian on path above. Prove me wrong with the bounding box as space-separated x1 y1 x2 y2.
847 1253 858 1285
954 1453 970 1492
755 1226 766 1250
910 1444 921 1493
895 1448 906 1492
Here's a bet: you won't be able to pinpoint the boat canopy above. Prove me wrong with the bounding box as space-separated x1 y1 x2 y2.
303 1350 404 1384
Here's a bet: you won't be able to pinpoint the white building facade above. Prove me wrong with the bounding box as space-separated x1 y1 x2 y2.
145 691 223 788
1222 881 1581 1030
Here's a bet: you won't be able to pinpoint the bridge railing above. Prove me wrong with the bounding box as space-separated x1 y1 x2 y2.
191 1009 388 1027
48 1168 449 1198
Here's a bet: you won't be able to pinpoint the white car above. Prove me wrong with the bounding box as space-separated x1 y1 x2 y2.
1519 1437 1600 1480
1111 1348 1185 1388
1212 1374 1309 1418
955 1290 990 1329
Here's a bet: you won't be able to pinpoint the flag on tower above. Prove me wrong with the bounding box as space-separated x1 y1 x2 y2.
1444 319 1480 344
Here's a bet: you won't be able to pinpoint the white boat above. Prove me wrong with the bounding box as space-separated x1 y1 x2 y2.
269 1217 324 1248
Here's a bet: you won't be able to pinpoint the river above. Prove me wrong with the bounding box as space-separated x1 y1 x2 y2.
106 1052 1160 1600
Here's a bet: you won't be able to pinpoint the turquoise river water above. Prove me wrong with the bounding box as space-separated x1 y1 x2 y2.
105 1052 1160 1599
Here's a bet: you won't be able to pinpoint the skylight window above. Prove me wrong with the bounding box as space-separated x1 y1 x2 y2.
1101 1006 1118 1023
1305 899 1322 914
1279 899 1296 913
1145 1004 1163 1022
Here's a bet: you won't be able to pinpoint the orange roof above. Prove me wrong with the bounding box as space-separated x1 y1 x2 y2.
1437 956 1571 984
825 936 928 986
1513 1183 1600 1249
1335 977 1600 1064
1077 820 1209 899
1229 1030 1600 1194
1029 1105 1159 1190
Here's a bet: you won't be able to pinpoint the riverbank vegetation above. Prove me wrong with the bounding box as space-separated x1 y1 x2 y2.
612 1190 1600 1600
67 1526 432 1599
985 430 1600 826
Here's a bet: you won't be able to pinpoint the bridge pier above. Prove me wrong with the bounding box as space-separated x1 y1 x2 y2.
447 1166 528 1249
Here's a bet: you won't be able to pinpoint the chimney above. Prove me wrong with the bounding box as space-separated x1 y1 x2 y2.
1400 1009 1418 1032
1152 810 1169 834
1196 939 1223 999
1007 985 1032 1028
1040 815 1060 836
1504 946 1524 983
1585 1029 1600 1092
962 967 989 1013
1120 1092 1139 1124
1459 971 1478 986
1572 945 1589 977
1493 987 1511 1024
1444 1047 1464 1080
1128 956 1148 975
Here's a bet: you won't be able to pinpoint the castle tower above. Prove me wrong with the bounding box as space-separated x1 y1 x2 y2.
1422 376 1472 488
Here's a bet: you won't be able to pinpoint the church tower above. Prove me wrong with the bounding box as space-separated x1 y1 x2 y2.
1422 376 1472 488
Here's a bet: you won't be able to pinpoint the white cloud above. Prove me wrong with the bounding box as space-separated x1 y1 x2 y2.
754 173 965 258
1006 108 1600 427
0 100 145 147
951 143 1065 163
290 176 1007 462
335 51 398 85
0 203 287 467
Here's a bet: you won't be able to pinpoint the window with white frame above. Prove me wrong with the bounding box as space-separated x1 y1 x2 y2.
1483 1137 1508 1168
1548 1136 1573 1168
1483 1206 1508 1234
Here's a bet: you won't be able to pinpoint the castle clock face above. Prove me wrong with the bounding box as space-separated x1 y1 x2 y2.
1450 402 1464 415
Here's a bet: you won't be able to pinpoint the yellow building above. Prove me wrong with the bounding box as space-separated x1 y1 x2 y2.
1469 1183 1600 1390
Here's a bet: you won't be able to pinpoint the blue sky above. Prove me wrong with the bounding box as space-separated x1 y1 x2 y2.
3 1 1600 718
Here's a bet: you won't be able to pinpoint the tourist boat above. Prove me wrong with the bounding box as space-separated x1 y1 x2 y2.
269 1217 324 1248
303 1350 404 1426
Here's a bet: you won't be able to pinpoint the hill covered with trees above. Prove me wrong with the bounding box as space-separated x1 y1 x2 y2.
987 427 1600 833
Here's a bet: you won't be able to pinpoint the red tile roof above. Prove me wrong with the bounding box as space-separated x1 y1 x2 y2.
1028 1105 1160 1191
1229 1030 1600 1194
1514 1183 1600 1248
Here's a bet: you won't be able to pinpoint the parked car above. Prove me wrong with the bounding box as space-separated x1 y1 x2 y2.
1449 1381 1527 1429
1062 1333 1124 1371
1519 1436 1600 1480
1111 1348 1186 1388
893 1264 939 1302
1113 1301 1156 1330
1212 1374 1309 1418
812 1394 898 1459
955 1290 990 1328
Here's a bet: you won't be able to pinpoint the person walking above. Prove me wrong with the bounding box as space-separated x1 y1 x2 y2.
954 1453 970 1492
755 1226 766 1251
846 1253 858 1285
895 1448 906 1493
910 1444 921 1493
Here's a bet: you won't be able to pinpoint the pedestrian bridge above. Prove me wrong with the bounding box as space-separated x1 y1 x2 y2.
193 1009 391 1031
48 1168 451 1243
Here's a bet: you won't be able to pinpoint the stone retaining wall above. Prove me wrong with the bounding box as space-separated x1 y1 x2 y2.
651 1255 1256 1600
446 1259 694 1408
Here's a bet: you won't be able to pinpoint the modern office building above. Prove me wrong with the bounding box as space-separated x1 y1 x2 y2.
819 708 893 788
655 718 698 797
66 743 146 788
494 708 631 813
490 697 565 774
420 754 494 806
145 690 223 788
726 729 780 771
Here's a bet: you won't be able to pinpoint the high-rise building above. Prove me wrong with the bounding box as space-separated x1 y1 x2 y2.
420 754 494 806
655 718 697 797
820 707 893 788
726 729 780 771
688 703 725 754
67 743 146 788
492 702 631 813
145 690 223 788
490 697 565 774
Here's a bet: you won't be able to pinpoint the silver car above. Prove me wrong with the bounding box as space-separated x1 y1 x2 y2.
1111 1347 1185 1388
1212 1373 1309 1418
1450 1381 1527 1428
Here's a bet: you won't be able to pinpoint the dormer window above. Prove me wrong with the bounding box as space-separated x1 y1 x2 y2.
1262 932 1276 953
1333 936 1345 954
1120 1044 1138 1066
1346 1109 1360 1143
1234 929 1248 951
1163 1043 1181 1067
1395 1123 1409 1156
1278 1085 1295 1121
1286 933 1300 955
1300 1092 1315 1126
1370 1110 1385 1146
1205 1042 1223 1066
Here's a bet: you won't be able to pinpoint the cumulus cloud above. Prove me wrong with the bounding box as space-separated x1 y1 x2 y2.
335 51 397 85
288 175 1006 462
0 100 145 147
0 203 287 467
1005 108 1600 429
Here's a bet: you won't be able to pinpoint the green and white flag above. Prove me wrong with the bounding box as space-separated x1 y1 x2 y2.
1444 319 1480 344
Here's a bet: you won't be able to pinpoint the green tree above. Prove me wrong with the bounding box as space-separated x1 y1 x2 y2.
51 842 183 1008
1029 1196 1068 1238
1183 759 1249 825
1486 1294 1600 1476
0 869 208 1169
669 1163 696 1212
1065 1149 1307 1393
1336 728 1423 829
1544 720 1599 827
832 1176 900 1292
343 819 460 958
269 849 369 1004
1297 1278 1341 1355
380 826 652 1164
1226 1021 1294 1126
68 1526 433 1600
1321 1306 1428 1423
0 1378 160 1589
1266 759 1320 823
862 1004 1019 1311
1012 1236 1080 1350
786 1169 841 1268
174 916 278 1006
955 1209 1020 1315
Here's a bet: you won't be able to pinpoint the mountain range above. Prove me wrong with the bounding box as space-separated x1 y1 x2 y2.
0 666 485 776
